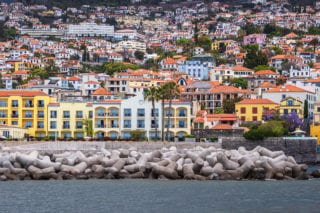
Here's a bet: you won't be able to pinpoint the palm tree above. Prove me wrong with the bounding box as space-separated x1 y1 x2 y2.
144 86 159 141
163 82 180 141
310 38 319 52
157 84 168 141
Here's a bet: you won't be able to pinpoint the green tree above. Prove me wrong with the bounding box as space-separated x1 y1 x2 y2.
310 38 319 52
144 86 160 140
83 118 94 137
197 36 212 52
163 82 180 141
30 67 49 80
243 44 268 69
130 129 145 141
308 26 320 35
0 73 4 88
134 50 145 60
157 84 167 141
229 78 248 89
253 65 275 71
223 97 243 114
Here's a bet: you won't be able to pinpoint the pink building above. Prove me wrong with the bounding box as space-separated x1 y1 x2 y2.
243 34 266 45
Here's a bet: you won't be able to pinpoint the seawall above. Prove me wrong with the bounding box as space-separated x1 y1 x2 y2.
221 137 317 164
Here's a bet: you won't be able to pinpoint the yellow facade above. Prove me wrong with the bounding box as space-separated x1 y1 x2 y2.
47 102 93 139
14 61 25 71
310 125 320 144
0 91 51 137
211 40 234 51
279 97 303 118
235 99 279 122
164 104 191 138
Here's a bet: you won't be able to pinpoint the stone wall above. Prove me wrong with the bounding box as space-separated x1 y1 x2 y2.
221 137 318 164
191 129 244 139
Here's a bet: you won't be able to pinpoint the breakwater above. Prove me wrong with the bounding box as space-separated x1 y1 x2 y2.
0 143 311 181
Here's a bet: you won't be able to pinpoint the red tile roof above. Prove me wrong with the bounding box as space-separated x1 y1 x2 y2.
0 90 48 97
237 98 278 105
252 70 279 76
91 87 112 95
212 124 232 130
265 84 313 93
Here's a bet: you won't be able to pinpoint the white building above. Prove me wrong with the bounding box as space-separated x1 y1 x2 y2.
67 22 114 37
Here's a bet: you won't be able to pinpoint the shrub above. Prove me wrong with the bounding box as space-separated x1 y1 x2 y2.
243 120 288 140
184 134 196 138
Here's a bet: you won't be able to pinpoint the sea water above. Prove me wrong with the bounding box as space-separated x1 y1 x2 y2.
1 179 320 213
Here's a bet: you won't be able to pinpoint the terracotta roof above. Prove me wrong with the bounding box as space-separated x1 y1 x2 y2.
265 84 313 93
207 114 237 121
0 90 48 97
232 65 253 71
258 81 277 88
91 87 112 95
212 124 232 130
208 85 250 93
237 98 278 105
252 70 279 76
68 76 81 81
84 80 99 84
194 117 204 123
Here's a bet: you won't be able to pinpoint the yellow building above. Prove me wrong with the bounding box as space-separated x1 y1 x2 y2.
47 102 93 139
235 98 279 122
93 101 121 139
279 97 303 118
310 125 320 144
211 40 234 51
0 90 51 137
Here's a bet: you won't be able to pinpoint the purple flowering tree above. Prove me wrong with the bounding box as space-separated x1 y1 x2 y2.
283 111 303 132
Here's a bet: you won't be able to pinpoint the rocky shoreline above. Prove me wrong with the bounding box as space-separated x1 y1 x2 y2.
1 145 319 181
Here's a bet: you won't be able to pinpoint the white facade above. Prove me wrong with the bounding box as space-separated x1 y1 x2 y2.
67 22 114 37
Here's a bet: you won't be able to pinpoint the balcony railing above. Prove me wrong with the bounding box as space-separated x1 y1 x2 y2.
24 115 33 118
96 124 105 128
178 113 186 117
137 125 145 128
151 113 159 117
38 104 45 107
76 126 83 129
109 113 119 116
123 125 131 128
38 114 44 118
37 126 44 129
137 113 145 117
11 105 19 108
110 125 119 128
63 125 70 129
0 115 7 118
11 114 19 118
124 113 131 117
151 124 159 128
24 104 34 108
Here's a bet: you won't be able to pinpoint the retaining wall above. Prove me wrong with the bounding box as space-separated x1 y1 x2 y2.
221 137 318 164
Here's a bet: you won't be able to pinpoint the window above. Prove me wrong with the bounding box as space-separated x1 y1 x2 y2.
12 121 18 125
50 111 57 118
89 111 93 118
137 120 145 128
283 109 288 115
241 116 246 121
0 100 7 107
282 94 286 99
25 100 33 107
110 108 118 116
151 120 159 128
178 109 186 117
110 120 118 128
76 121 83 129
137 108 145 117
0 110 6 118
37 121 44 128
317 107 320 112
287 100 293 106
12 110 18 118
38 100 45 107
240 107 246 114
75 132 84 139
252 107 258 114
25 121 32 128
252 116 257 121
76 111 83 118
122 132 131 139
38 110 44 118
124 108 131 117
50 121 57 129
63 111 70 118
25 111 33 118
63 121 70 129
11 100 18 107
124 120 131 128
178 120 186 128
63 132 71 139
151 109 159 117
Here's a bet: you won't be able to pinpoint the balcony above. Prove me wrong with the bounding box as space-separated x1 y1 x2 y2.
137 113 145 117
62 125 70 129
165 113 173 117
165 125 175 128
63 116 70 119
151 124 159 128
11 105 19 108
50 126 56 129
24 115 33 118
110 124 119 128
76 126 83 129
38 104 45 107
76 115 83 119
123 125 131 128
11 114 19 118
96 113 106 117
37 126 44 129
137 125 145 128
178 113 186 117
124 113 131 117
96 124 105 128
24 104 34 108
38 114 44 118
151 113 159 117
109 113 119 117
